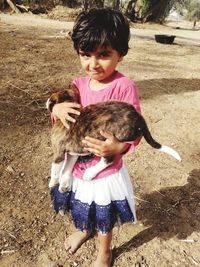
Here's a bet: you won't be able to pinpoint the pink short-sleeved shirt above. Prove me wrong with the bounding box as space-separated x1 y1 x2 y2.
71 71 141 179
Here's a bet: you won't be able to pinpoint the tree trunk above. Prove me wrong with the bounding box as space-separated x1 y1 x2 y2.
6 0 21 13
125 0 138 21
62 0 77 8
81 0 104 10
142 0 172 22
113 0 120 10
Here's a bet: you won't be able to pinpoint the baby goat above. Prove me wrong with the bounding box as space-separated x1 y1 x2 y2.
47 85 181 193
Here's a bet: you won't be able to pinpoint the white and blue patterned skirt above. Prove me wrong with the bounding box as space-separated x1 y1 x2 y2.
50 165 136 234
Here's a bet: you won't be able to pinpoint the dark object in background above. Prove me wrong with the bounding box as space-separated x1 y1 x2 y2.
30 6 47 14
155 35 176 44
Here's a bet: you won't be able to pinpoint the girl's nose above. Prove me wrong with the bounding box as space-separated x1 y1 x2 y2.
90 56 99 68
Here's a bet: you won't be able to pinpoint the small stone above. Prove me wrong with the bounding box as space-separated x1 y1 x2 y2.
5 166 15 174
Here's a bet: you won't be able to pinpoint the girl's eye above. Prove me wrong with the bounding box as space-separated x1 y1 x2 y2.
80 52 90 59
99 51 109 58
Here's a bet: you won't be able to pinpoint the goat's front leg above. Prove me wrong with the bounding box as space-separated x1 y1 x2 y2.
49 161 64 188
58 154 79 193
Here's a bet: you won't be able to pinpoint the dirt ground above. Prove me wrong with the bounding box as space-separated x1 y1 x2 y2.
0 8 200 267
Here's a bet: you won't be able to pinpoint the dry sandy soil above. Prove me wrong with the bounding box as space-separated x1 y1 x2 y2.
0 7 200 267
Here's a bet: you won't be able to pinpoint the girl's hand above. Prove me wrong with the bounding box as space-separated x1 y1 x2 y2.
82 130 130 157
52 102 81 128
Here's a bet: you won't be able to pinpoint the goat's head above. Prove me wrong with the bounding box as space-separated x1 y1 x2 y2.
46 84 80 112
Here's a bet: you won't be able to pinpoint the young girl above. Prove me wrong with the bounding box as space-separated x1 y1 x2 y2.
51 8 141 267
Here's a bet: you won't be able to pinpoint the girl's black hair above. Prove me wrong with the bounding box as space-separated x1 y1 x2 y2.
71 8 130 56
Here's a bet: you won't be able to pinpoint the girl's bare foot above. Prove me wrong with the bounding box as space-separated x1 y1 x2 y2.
93 249 112 267
64 230 91 254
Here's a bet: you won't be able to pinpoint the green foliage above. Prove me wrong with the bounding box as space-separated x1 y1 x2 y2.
17 0 200 22
185 0 200 20
138 0 173 22
173 0 200 20
140 0 149 15
21 0 30 5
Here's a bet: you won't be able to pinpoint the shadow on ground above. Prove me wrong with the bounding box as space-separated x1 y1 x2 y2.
136 78 200 99
114 168 200 259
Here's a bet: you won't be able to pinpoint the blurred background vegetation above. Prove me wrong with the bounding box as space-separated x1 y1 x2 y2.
1 0 200 23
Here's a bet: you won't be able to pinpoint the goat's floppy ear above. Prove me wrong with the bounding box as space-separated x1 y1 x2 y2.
46 98 51 111
46 85 80 112
46 92 60 112
68 84 80 104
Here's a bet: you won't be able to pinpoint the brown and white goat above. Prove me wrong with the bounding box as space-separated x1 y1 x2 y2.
47 85 181 193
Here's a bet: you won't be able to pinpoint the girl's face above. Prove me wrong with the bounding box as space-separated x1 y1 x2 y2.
79 46 123 84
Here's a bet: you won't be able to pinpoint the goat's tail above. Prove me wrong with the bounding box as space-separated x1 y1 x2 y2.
140 116 181 161
158 145 181 161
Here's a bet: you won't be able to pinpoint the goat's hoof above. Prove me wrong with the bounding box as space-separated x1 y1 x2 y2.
58 186 66 193
49 182 58 188
49 177 59 188
58 185 70 193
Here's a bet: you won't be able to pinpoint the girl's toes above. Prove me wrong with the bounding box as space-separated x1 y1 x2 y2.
64 240 71 252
